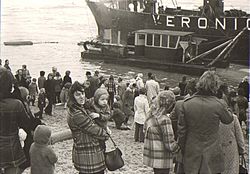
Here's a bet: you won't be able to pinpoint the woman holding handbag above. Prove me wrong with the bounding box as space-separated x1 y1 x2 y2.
67 81 109 174
143 90 180 174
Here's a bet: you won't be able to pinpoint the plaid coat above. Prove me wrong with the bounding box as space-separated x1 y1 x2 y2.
143 113 179 169
67 106 109 173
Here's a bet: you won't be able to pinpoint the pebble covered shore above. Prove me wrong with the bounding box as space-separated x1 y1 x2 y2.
21 103 249 174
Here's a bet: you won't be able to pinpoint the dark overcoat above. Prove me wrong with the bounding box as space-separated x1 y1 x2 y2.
177 95 233 174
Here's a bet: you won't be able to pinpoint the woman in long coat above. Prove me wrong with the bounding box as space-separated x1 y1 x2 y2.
67 81 109 174
177 70 234 174
143 90 179 174
219 114 245 174
0 67 31 174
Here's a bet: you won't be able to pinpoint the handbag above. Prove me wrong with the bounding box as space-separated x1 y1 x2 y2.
239 155 248 174
104 134 124 171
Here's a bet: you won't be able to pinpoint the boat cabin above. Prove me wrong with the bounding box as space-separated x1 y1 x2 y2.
133 29 197 63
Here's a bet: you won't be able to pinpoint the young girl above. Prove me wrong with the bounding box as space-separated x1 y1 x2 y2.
87 88 112 148
89 88 111 129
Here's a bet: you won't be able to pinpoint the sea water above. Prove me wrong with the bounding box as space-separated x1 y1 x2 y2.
0 0 248 86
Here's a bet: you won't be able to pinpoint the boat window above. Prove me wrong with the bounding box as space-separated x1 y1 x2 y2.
136 34 145 45
169 35 178 48
162 35 168 47
146 34 153 46
154 34 160 46
139 34 145 40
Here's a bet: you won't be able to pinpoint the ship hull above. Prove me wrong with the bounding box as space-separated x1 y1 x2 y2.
86 0 249 65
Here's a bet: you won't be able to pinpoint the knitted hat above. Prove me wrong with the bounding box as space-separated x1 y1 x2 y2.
18 86 29 101
0 67 14 98
33 125 51 145
157 90 176 113
94 88 109 104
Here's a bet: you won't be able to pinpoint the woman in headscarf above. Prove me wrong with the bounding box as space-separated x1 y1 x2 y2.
67 81 109 174
0 67 30 174
177 70 233 174
143 90 179 174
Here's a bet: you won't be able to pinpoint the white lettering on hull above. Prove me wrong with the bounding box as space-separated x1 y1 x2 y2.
181 17 190 28
166 16 175 27
215 18 226 30
198 18 207 29
163 16 250 30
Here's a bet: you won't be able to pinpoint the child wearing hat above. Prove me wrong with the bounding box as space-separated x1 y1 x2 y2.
88 88 112 149
30 125 57 174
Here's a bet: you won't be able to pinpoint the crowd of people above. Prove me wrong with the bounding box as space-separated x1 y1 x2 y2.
0 60 249 174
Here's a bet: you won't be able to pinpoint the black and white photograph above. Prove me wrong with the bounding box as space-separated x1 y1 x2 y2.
0 0 249 173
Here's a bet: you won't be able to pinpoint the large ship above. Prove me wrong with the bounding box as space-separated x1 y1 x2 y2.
81 0 249 74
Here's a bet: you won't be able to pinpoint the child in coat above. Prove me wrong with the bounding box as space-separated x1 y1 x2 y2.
28 78 38 106
30 125 57 174
34 88 46 119
60 82 72 109
88 88 112 149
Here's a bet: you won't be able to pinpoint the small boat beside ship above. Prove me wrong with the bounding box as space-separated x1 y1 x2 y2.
80 0 249 75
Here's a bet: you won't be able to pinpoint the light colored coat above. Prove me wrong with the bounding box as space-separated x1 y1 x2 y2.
145 79 160 103
134 94 149 125
219 115 245 174
177 94 233 174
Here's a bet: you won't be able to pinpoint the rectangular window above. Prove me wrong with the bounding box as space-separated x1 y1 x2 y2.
146 34 153 46
154 34 160 46
139 34 145 40
169 35 178 48
162 35 168 47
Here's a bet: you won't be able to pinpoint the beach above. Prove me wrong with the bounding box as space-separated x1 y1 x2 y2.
21 101 249 174
23 105 153 174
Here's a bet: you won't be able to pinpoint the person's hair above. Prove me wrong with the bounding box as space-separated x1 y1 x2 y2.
40 71 45 76
118 77 122 82
65 70 70 75
94 70 99 75
0 67 14 99
109 75 114 80
196 71 220 95
164 85 169 90
113 102 120 109
86 71 91 76
32 78 37 82
22 65 27 69
139 87 147 95
67 81 85 108
182 76 186 81
216 83 228 99
56 72 60 76
184 78 197 96
148 72 152 78
5 59 9 63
